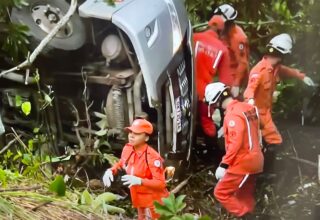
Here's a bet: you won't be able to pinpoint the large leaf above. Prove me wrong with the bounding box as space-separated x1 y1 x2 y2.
175 195 187 213
162 194 176 213
49 175 66 196
155 197 176 217
105 204 125 213
93 192 119 211
181 214 196 220
21 101 31 116
94 192 118 204
155 201 175 218
80 189 93 205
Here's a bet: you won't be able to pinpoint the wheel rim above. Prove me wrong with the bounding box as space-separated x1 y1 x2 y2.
31 4 73 38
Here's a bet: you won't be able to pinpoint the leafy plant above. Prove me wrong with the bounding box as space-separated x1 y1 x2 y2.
0 169 21 187
49 175 66 196
21 101 31 116
0 0 29 62
155 194 211 220
80 189 125 214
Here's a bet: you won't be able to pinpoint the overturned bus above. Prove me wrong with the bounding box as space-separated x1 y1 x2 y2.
2 0 196 175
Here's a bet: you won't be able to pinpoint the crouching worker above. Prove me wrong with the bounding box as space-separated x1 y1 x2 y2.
102 118 169 220
204 82 264 218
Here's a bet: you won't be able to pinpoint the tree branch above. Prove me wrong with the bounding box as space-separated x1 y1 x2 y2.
0 185 41 192
0 134 22 154
170 175 192 194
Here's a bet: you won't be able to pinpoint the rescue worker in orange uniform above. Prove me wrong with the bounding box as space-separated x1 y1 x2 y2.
102 119 169 220
204 82 264 218
244 33 315 148
194 15 236 138
213 4 250 97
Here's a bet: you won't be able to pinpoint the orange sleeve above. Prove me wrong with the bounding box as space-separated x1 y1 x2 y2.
142 157 166 190
243 72 262 100
221 115 245 166
278 65 305 80
110 159 123 175
110 145 130 175
234 43 249 86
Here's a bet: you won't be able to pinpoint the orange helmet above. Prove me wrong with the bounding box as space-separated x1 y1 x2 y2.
208 15 225 31
125 119 153 134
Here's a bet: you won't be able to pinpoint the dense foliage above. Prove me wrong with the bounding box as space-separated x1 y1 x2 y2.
0 0 30 63
0 0 319 218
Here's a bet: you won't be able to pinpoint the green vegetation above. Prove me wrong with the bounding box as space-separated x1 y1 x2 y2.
155 194 211 220
0 0 319 219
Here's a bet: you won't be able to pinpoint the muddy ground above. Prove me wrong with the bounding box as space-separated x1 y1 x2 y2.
171 117 320 220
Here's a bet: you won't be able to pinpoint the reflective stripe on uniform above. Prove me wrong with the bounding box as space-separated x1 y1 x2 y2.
239 174 249 188
213 50 223 69
242 112 253 150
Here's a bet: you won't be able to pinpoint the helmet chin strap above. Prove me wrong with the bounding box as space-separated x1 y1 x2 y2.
217 99 225 115
207 97 224 118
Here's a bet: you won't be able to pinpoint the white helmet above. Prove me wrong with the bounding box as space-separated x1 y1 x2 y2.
205 82 229 105
214 4 238 21
267 33 293 54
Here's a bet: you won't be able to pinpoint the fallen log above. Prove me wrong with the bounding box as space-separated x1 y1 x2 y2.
0 186 41 192
170 176 192 194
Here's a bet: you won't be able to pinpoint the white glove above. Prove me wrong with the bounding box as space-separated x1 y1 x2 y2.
121 175 142 188
303 76 315 86
231 86 240 97
215 166 226 180
248 98 255 105
211 109 221 126
102 169 114 187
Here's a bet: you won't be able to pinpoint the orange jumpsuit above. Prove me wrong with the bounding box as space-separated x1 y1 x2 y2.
194 30 235 137
222 24 250 87
244 57 305 145
214 100 264 217
111 143 169 220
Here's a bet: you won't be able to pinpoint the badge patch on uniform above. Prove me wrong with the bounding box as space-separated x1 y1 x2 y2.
154 160 161 168
228 120 236 127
